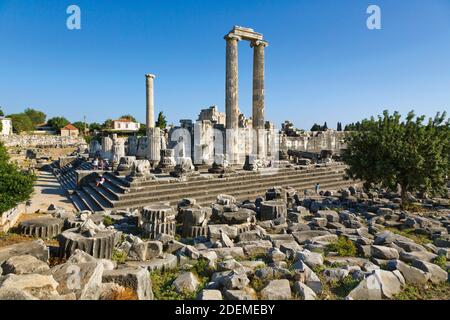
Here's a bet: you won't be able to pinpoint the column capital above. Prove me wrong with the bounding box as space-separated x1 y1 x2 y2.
145 74 156 79
224 33 242 42
250 40 269 48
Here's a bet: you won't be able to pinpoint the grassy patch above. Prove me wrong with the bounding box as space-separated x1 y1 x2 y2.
111 249 127 264
150 259 213 300
325 236 357 257
103 216 115 227
385 227 432 246
433 255 447 270
0 231 36 248
393 282 450 300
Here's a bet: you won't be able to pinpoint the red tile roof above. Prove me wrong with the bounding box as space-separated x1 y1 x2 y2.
62 124 78 131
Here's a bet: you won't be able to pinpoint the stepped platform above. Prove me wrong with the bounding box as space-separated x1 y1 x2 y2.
67 162 358 212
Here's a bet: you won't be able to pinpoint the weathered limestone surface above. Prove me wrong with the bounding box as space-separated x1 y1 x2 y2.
19 217 64 238
0 135 85 148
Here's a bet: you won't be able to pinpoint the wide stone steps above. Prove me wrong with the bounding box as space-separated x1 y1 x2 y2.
83 170 346 210
68 163 355 212
113 170 346 204
111 173 351 209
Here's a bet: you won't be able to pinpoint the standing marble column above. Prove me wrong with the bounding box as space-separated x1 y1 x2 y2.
145 74 155 129
147 127 161 166
225 34 241 130
251 40 268 130
251 40 268 158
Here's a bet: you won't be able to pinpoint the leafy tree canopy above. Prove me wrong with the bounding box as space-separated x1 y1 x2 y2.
310 123 322 131
156 111 167 129
102 119 114 129
72 121 87 133
0 108 4 117
0 142 36 213
343 110 450 206
47 117 70 132
89 122 102 131
24 108 46 125
120 114 137 122
8 113 34 133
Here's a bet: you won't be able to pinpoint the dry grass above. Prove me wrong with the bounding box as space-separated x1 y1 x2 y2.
105 287 139 300
0 232 33 248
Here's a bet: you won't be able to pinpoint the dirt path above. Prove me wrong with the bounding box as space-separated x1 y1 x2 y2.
26 170 76 214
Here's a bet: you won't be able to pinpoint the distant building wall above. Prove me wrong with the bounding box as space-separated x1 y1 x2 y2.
0 134 86 148
0 118 12 136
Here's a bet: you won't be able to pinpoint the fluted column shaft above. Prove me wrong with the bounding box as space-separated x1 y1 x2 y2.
251 40 267 130
225 35 240 130
146 74 155 129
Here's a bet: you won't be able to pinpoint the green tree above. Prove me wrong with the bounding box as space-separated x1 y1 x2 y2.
0 142 36 213
310 123 321 131
72 121 87 133
155 111 167 129
89 122 102 131
47 117 70 132
337 122 342 131
0 108 4 117
322 121 328 130
343 110 450 206
8 113 34 133
138 123 147 135
102 119 114 129
24 108 46 125
120 114 137 122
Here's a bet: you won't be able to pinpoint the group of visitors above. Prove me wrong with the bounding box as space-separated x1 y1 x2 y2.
92 157 108 171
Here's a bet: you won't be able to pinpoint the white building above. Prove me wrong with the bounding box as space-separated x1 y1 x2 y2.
0 117 12 135
112 118 140 132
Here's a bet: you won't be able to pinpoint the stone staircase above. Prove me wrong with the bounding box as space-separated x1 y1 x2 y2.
69 163 357 212
52 159 94 193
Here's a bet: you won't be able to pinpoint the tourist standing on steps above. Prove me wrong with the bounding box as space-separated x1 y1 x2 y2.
315 183 320 194
93 158 99 170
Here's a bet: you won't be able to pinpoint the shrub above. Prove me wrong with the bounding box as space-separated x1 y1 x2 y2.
0 142 36 213
111 249 127 264
103 216 115 227
326 236 357 257
433 255 447 270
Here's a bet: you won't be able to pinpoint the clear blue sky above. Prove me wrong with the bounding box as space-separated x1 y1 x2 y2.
1 0 449 129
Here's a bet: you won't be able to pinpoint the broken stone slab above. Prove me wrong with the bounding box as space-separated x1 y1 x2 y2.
208 224 238 240
293 281 317 300
173 272 200 293
102 267 153 300
0 273 59 300
411 260 448 283
125 253 177 272
221 270 250 290
292 230 331 244
370 245 399 260
58 227 116 259
386 259 431 284
238 240 272 257
260 279 292 300
220 230 234 248
49 261 104 300
315 210 340 222
346 269 403 300
127 240 163 261
260 200 288 221
237 230 262 242
291 260 322 294
1 255 50 275
399 250 438 263
0 239 49 265
211 247 245 260
393 239 427 252
223 288 257 300
295 249 324 269
197 289 222 300
19 217 64 239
